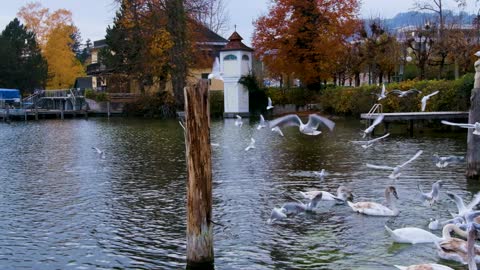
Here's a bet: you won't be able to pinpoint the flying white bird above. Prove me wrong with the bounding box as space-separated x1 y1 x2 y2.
234 115 243 127
92 147 106 159
378 83 387 101
266 97 274 110
421 90 439 111
257 114 267 130
388 89 422 98
207 57 223 81
418 180 443 206
432 154 465 168
351 133 390 149
441 120 480 135
245 138 255 151
269 113 335 136
271 126 284 137
366 150 423 179
446 191 480 218
363 114 384 138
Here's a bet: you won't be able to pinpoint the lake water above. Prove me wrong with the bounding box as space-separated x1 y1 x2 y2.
0 117 476 270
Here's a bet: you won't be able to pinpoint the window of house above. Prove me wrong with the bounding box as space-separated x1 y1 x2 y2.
224 54 237 61
242 55 249 61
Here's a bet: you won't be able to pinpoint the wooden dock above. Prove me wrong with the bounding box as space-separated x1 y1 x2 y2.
360 111 469 136
0 108 89 121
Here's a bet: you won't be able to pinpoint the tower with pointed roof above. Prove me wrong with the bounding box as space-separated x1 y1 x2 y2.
220 31 253 117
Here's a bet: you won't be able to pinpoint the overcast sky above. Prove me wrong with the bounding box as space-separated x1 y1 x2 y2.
0 0 479 46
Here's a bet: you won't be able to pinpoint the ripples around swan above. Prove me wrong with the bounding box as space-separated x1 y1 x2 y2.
0 118 476 269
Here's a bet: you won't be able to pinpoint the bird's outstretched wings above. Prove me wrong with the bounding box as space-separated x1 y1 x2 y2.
269 114 303 128
441 120 475 129
366 163 395 170
399 150 423 168
306 114 335 131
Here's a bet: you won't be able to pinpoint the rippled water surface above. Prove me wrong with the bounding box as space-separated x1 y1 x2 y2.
0 117 477 269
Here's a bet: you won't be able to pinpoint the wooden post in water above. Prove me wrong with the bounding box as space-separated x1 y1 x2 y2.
467 55 480 178
184 80 214 268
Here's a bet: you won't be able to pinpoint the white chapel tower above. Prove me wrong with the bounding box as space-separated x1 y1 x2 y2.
219 31 253 118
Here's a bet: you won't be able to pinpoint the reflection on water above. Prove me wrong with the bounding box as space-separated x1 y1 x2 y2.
0 117 476 269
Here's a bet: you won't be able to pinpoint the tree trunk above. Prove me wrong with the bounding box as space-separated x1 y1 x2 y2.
467 88 480 179
167 0 189 109
184 80 214 267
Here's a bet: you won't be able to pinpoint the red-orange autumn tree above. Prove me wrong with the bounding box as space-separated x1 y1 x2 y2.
253 0 360 88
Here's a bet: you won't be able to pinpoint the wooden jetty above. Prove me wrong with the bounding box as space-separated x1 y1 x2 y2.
360 111 469 135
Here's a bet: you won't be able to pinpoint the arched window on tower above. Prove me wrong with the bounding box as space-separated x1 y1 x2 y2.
224 54 237 61
242 55 249 61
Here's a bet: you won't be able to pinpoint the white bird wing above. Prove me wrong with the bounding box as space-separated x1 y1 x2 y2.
268 114 302 129
271 126 284 137
268 97 273 107
364 114 384 134
306 114 335 131
441 120 475 129
366 163 395 170
426 90 440 98
260 114 265 124
367 133 390 144
447 192 467 214
92 147 102 154
208 57 223 80
466 192 480 211
381 84 386 96
399 150 423 168
236 115 242 120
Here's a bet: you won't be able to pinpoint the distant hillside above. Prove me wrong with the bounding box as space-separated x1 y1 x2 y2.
365 11 476 31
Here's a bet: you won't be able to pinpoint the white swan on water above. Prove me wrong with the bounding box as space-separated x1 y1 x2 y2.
348 186 399 216
394 264 453 270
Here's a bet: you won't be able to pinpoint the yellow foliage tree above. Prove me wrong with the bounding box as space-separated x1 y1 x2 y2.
17 2 84 89
44 25 85 89
17 2 74 50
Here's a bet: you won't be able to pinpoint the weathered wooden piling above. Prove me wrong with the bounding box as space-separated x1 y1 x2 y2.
467 87 480 178
184 80 214 268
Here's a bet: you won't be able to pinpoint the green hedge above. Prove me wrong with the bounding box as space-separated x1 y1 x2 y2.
210 91 224 118
320 74 474 116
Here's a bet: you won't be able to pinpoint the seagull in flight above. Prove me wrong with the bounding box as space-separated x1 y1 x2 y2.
268 113 335 136
92 147 106 159
388 89 422 98
446 191 480 218
234 115 243 127
351 133 390 149
363 114 384 138
421 90 439 111
441 120 480 135
378 83 387 101
266 97 274 110
207 57 223 81
433 154 465 168
245 138 255 151
271 126 284 137
257 114 267 130
366 150 423 179
418 180 443 206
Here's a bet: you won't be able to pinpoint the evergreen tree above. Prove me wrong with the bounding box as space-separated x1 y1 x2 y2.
0 18 47 94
